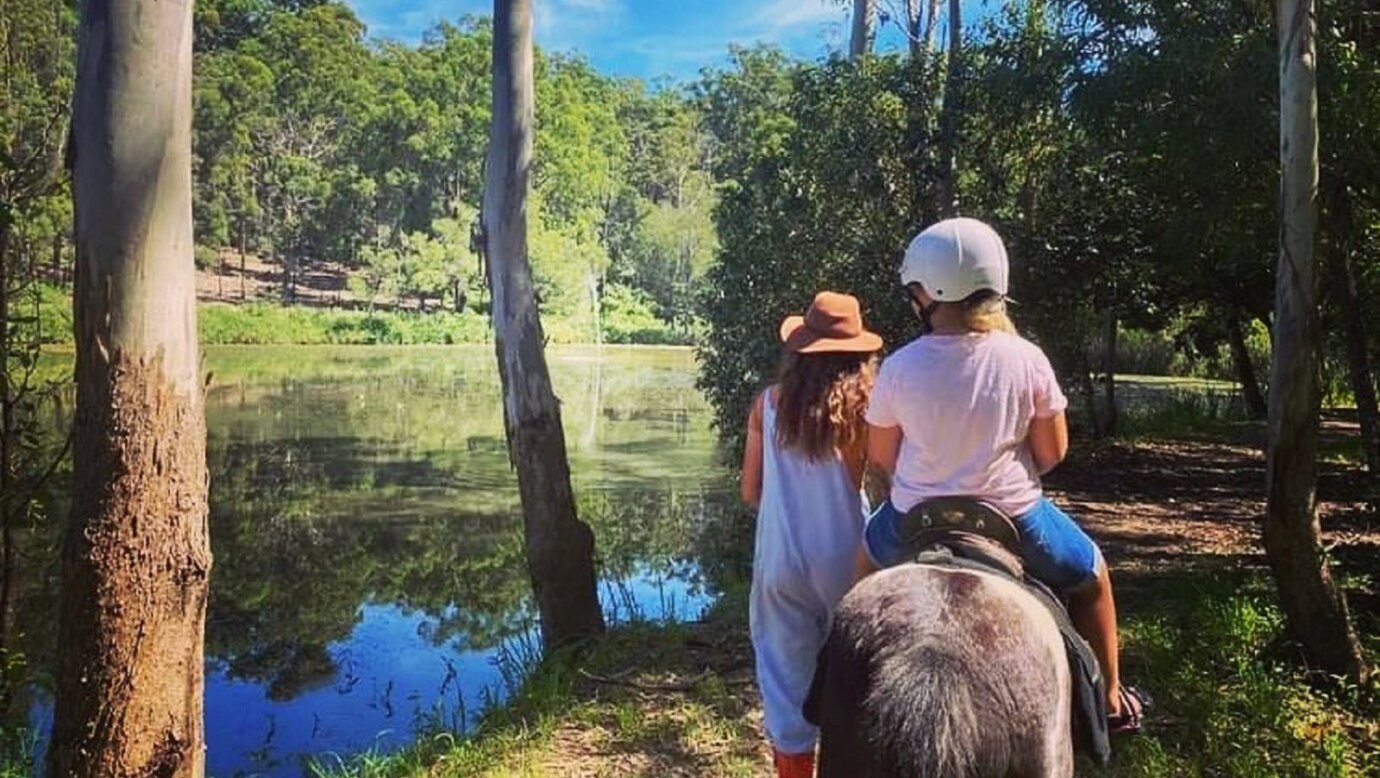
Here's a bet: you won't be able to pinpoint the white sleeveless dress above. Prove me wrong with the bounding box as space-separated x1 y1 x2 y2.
749 391 867 754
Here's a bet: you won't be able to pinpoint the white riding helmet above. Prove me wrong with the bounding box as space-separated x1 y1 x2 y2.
899 217 1010 301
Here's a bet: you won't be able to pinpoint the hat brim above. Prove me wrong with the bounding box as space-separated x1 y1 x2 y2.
779 316 883 354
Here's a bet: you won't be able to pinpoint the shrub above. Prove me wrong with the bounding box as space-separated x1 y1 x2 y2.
194 245 221 271
602 284 686 345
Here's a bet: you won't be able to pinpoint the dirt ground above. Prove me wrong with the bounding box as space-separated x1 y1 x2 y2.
465 419 1378 778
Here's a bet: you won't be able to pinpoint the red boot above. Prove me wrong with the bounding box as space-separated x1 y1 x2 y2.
773 750 815 778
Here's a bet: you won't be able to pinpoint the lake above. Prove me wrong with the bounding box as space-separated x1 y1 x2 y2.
13 345 742 777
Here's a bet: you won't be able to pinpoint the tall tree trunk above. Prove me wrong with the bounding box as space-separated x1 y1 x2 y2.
1337 250 1380 474
0 220 13 668
1228 311 1268 420
1265 0 1367 683
1324 182 1380 474
52 231 64 284
1103 310 1118 436
49 1 212 776
850 0 877 61
905 0 923 59
239 223 247 301
936 0 963 215
484 0 603 650
923 0 941 54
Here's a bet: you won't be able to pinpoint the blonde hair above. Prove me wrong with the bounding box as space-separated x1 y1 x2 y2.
961 290 1017 334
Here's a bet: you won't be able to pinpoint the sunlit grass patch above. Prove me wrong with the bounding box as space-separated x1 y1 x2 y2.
1101 571 1379 777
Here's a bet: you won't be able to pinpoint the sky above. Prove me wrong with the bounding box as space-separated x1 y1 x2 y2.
347 0 919 83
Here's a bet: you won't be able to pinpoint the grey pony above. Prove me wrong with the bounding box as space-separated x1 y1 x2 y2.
807 562 1073 778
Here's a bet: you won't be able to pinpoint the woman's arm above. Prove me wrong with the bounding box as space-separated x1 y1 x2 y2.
1028 411 1069 475
867 423 902 476
740 392 766 507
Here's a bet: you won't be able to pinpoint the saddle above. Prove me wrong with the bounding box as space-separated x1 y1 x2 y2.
897 498 1112 765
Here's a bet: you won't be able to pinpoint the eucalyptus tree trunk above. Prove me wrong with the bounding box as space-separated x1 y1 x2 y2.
936 0 963 215
1338 253 1380 474
1326 185 1380 474
850 0 877 61
49 1 211 776
1102 311 1118 436
923 0 941 54
905 0 923 59
1265 0 1367 683
484 0 604 650
1227 311 1268 420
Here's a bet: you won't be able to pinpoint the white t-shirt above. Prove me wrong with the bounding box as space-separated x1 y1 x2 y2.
865 331 1068 516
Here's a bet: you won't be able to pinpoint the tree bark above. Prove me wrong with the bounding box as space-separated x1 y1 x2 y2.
1323 181 1380 474
49 1 212 776
936 0 963 215
1228 312 1268 420
1265 0 1367 683
1337 250 1380 475
923 0 941 54
0 220 13 667
905 0 923 59
1103 310 1118 437
484 0 604 650
850 0 877 61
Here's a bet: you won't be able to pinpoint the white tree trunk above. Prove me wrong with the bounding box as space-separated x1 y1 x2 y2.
935 0 962 215
1264 0 1367 682
850 0 877 61
905 0 923 59
50 0 211 775
484 0 604 650
923 0 941 54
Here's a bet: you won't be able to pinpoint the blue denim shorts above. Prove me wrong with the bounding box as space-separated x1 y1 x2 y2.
863 496 1103 594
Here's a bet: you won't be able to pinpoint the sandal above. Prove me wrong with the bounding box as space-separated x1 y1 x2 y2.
1108 685 1151 735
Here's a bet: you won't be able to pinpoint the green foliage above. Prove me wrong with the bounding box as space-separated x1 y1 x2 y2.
198 303 492 345
601 284 684 345
697 49 940 452
194 245 221 271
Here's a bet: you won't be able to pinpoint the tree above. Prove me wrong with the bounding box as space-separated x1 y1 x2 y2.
935 0 962 214
850 0 877 60
482 0 603 650
0 0 77 705
48 0 212 775
1263 0 1367 683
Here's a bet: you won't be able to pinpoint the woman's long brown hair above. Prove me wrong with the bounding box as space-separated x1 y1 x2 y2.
774 350 878 460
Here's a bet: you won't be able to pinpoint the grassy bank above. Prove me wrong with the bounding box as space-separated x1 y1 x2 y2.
25 284 693 347
312 568 1378 778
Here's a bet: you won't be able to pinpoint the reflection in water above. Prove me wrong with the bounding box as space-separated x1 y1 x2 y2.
17 346 740 777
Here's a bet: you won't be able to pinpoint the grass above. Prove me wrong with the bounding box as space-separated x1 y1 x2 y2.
199 302 495 345
309 568 1378 778
0 725 38 778
27 284 694 347
1100 569 1379 777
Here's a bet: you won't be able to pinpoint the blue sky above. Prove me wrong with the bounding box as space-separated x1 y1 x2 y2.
347 0 920 82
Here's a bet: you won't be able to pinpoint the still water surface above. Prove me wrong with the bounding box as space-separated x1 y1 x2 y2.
20 345 737 777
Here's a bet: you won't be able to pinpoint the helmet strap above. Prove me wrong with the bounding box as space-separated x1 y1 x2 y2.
917 300 941 336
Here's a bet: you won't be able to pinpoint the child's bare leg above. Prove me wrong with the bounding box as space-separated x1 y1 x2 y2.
1067 562 1122 714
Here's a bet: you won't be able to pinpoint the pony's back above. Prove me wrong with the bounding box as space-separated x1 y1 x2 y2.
809 563 1073 778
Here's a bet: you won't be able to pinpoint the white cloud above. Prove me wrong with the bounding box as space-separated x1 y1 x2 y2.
534 0 628 51
745 0 844 35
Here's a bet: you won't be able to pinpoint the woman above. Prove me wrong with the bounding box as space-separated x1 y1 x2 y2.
742 291 881 777
857 218 1147 734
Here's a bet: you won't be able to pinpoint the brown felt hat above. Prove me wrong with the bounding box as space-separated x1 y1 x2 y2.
779 292 883 354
